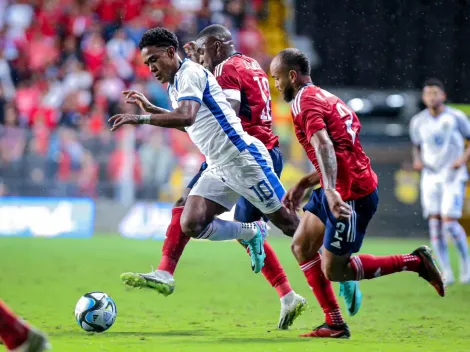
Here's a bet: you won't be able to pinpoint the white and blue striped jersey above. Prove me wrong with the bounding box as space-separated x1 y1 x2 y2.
168 59 254 168
409 106 470 182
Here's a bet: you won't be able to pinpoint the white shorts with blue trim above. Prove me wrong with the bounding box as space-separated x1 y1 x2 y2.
189 139 285 215
420 175 466 219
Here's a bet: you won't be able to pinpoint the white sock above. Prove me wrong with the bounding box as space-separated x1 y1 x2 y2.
280 290 296 306
443 221 469 276
429 218 451 273
196 219 257 241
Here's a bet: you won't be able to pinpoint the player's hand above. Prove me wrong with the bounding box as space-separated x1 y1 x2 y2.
183 41 202 64
325 188 351 220
452 156 467 169
282 183 306 214
108 114 140 131
123 90 155 113
413 159 424 171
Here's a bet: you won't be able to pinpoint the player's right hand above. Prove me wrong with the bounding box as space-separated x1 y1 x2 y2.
413 159 424 171
123 90 155 113
282 183 306 214
325 188 352 220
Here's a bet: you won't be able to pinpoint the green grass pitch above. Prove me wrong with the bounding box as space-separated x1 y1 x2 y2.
1 236 469 352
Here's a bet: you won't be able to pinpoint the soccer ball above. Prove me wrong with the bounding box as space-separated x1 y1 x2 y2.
74 291 117 332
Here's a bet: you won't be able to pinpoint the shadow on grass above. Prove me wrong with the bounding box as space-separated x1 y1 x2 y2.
50 330 208 337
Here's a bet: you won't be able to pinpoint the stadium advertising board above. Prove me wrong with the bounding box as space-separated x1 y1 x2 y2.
0 197 95 238
119 202 235 240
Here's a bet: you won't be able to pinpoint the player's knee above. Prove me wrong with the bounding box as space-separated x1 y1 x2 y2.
180 214 206 238
291 238 309 261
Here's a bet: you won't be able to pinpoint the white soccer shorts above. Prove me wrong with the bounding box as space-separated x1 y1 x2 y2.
189 139 285 215
420 176 466 219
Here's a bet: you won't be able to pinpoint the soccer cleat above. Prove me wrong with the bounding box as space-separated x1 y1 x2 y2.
278 293 308 330
300 322 350 338
339 281 362 316
412 246 445 297
120 270 175 296
241 221 268 273
9 326 51 352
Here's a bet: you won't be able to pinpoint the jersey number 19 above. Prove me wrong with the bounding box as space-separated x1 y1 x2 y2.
253 76 272 121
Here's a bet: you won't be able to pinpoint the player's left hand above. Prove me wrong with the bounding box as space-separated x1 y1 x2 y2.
108 114 140 131
282 183 306 214
183 41 202 64
325 188 352 220
452 157 467 169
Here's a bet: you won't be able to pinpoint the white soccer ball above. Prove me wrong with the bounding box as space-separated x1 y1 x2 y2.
74 291 117 332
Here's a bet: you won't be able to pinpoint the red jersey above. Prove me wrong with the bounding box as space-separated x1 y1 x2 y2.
214 53 279 150
291 84 378 201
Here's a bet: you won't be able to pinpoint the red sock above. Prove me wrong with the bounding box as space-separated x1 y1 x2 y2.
300 253 345 326
246 241 293 298
0 301 29 349
350 254 421 280
157 207 190 275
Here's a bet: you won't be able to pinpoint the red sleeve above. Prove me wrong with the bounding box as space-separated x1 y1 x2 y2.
215 62 242 91
299 98 326 142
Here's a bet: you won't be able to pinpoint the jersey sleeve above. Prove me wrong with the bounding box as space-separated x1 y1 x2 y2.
299 98 326 142
409 115 422 146
176 66 207 105
215 62 242 102
454 110 470 138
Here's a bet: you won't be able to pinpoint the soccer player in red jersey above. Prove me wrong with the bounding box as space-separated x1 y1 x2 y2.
270 48 445 338
121 25 307 330
0 300 50 351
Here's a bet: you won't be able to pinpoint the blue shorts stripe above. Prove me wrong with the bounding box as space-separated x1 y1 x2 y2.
246 144 285 201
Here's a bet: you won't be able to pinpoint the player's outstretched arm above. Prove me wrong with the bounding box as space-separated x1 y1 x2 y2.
108 100 200 132
282 171 320 213
310 129 351 219
411 145 424 171
122 90 169 115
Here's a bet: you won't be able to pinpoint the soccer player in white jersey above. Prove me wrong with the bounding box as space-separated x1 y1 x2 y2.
410 78 470 284
109 28 300 276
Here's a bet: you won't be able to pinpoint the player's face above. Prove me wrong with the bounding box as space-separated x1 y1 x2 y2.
141 46 178 84
196 38 220 73
422 85 446 110
270 59 295 102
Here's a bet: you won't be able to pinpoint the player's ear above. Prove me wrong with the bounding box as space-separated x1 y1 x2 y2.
167 46 176 59
288 70 297 83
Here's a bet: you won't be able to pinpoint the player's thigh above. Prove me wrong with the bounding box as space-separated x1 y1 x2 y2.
420 178 442 218
224 142 285 216
291 211 325 262
322 188 379 257
182 170 238 235
441 181 466 219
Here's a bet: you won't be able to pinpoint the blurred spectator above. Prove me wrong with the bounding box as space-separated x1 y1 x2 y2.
0 48 15 101
0 0 271 201
139 128 173 199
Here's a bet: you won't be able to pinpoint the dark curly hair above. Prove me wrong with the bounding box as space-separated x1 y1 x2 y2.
139 27 179 51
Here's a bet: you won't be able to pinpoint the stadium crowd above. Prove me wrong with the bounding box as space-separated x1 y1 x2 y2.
0 0 274 200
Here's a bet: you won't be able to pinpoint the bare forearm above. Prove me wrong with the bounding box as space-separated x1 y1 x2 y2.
146 111 192 129
315 142 337 190
412 145 422 163
299 170 320 189
147 106 170 114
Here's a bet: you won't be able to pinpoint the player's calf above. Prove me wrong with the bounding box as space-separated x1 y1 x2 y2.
266 206 300 238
